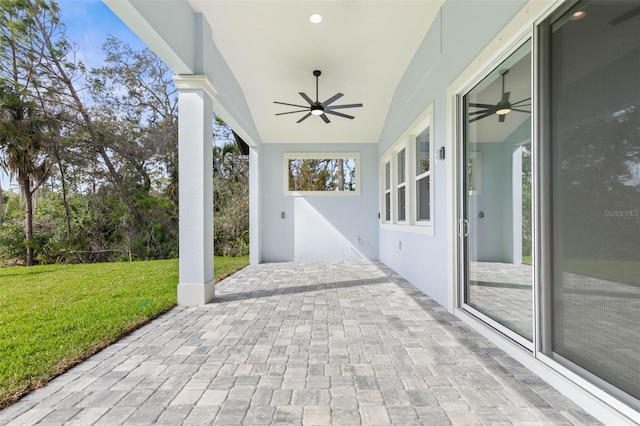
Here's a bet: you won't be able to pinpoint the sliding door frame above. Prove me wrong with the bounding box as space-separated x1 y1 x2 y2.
456 34 536 352
537 1 640 410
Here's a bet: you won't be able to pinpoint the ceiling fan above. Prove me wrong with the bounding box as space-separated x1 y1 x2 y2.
468 69 530 123
274 70 363 123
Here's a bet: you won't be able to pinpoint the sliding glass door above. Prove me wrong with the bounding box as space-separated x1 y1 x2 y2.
459 0 640 405
545 0 640 402
461 41 534 345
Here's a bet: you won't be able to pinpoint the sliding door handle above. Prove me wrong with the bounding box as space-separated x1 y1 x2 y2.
458 219 470 237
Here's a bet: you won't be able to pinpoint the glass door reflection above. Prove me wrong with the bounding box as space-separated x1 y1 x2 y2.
462 41 533 343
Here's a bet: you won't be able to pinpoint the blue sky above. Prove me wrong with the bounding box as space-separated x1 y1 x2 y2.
59 0 145 70
1 0 144 190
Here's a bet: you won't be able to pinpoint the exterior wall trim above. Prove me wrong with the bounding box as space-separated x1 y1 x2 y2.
173 74 218 99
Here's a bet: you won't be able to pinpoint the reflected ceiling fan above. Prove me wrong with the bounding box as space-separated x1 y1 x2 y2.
274 70 363 123
469 69 530 123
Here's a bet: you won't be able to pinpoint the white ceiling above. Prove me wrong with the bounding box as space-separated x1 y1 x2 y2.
187 1 443 144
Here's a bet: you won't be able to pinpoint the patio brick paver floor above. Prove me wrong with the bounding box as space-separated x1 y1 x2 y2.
0 261 601 425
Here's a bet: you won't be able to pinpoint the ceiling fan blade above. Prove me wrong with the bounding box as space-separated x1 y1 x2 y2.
499 114 506 123
274 101 310 109
469 103 496 109
610 6 640 26
275 109 310 116
322 93 344 107
296 112 312 123
511 97 531 104
469 110 496 123
469 108 495 116
320 114 330 123
325 110 355 120
501 91 511 103
299 92 315 106
326 103 363 110
510 108 531 114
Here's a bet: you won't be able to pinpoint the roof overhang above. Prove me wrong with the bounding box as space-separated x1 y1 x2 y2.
105 0 444 145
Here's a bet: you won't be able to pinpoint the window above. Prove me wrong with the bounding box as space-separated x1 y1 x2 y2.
380 103 433 233
284 152 360 196
384 161 391 222
397 149 406 221
415 126 431 221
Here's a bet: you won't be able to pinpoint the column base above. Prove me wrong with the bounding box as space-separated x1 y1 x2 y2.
177 280 216 305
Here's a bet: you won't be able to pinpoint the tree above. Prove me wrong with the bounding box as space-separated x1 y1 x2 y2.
1 0 73 264
0 0 153 229
86 37 180 260
0 81 52 265
1 0 185 263
0 0 249 264
288 158 355 191
89 36 178 197
212 118 249 256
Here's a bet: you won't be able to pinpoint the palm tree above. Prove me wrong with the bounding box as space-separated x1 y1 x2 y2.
0 82 51 265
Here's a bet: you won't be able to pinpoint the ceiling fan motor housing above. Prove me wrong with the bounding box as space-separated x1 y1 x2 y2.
495 100 512 115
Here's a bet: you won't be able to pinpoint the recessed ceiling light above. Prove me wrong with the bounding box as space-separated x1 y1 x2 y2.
570 10 586 20
309 13 322 24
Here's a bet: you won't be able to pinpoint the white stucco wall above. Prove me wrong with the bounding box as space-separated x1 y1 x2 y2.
377 1 527 307
261 144 379 262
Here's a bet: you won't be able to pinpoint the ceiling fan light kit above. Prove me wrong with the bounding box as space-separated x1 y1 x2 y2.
274 70 363 123
495 101 512 116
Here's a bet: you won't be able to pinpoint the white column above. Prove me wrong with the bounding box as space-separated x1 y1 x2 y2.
173 75 217 305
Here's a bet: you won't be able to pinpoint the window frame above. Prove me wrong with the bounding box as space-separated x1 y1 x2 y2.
283 152 361 196
380 103 434 235
411 115 434 225
383 160 392 223
396 148 407 223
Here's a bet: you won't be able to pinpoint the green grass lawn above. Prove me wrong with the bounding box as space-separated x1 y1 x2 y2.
213 255 250 282
0 256 248 408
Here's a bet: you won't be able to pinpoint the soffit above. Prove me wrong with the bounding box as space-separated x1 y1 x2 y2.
187 0 443 144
